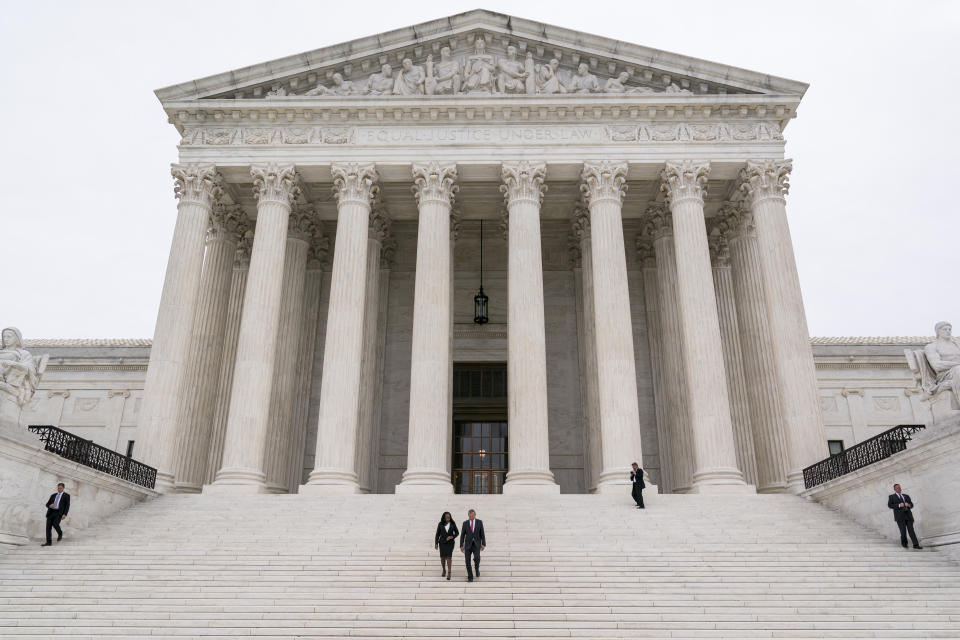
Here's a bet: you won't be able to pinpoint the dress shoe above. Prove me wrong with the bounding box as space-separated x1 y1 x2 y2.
57 535 62 542
901 543 908 548
446 575 451 581
475 568 480 578
41 542 51 547
467 577 473 582
914 545 924 549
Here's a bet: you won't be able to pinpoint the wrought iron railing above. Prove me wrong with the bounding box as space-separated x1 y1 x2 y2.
803 424 925 489
28 425 157 489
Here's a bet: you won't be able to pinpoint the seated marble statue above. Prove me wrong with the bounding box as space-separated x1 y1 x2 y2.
0 327 46 407
393 58 426 95
664 82 694 95
424 47 460 95
304 73 360 96
924 321 960 406
496 46 529 94
536 59 565 94
604 72 656 94
366 64 395 95
462 37 496 94
566 63 601 94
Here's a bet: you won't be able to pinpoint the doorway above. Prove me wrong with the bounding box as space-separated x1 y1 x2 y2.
452 363 507 494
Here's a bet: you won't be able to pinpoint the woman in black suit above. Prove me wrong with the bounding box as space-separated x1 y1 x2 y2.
434 511 459 580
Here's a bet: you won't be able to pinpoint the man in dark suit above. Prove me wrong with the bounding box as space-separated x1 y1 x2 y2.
459 509 485 582
630 462 645 509
42 482 70 547
888 483 922 549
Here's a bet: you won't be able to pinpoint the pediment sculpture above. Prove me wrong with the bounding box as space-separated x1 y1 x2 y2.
0 327 48 410
275 37 695 99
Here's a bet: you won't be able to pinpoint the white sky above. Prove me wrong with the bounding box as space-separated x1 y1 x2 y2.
2 1 958 339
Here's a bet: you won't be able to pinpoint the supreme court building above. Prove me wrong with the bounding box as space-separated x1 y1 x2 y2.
135 10 830 497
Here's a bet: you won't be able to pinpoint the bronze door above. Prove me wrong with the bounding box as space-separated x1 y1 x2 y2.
452 421 508 494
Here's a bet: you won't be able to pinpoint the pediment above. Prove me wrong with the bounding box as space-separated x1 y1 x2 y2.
155 10 806 104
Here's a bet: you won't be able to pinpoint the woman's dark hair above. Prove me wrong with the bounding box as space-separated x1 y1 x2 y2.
439 511 452 524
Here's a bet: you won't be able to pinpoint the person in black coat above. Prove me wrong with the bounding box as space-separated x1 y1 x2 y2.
434 511 459 580
42 482 70 547
630 462 645 509
888 483 922 549
459 509 486 582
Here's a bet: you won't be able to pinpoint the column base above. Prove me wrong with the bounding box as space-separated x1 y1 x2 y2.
503 470 560 495
785 470 807 495
691 467 755 494
396 469 453 494
152 470 177 494
172 481 202 494
300 469 362 495
203 467 269 494
757 481 790 494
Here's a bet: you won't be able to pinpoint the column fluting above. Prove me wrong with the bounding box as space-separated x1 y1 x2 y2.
580 161 646 493
398 162 458 493
137 164 222 492
636 236 672 493
303 163 379 494
719 202 790 492
263 205 315 493
645 206 693 493
661 160 747 492
501 161 559 493
709 233 759 486
208 164 300 493
739 160 827 490
205 232 253 485
173 205 248 492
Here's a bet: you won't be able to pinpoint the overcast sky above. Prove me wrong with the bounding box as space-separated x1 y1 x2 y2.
2 1 957 339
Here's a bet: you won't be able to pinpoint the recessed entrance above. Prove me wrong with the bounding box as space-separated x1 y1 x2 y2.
452 363 507 494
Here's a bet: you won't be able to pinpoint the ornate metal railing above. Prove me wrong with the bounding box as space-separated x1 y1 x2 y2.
803 424 925 489
28 425 157 489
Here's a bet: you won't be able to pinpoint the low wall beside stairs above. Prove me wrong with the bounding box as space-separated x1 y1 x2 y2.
803 425 960 561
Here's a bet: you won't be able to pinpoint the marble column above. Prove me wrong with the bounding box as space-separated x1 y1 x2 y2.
205 232 253 486
636 237 672 493
739 159 827 490
501 161 559 493
137 164 222 492
644 205 693 493
209 164 300 493
570 206 602 493
263 204 315 493
173 205 248 492
286 230 329 492
719 202 789 493
661 160 747 492
356 204 390 493
303 163 379 494
709 233 759 486
580 161 646 493
398 162 458 493
368 240 394 493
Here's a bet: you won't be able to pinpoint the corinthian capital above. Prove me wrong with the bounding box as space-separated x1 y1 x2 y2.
251 164 301 207
331 163 379 207
288 203 318 241
369 202 393 244
717 200 755 240
570 201 591 242
580 161 628 207
450 206 461 242
708 232 731 267
412 162 458 207
172 164 223 208
307 225 330 269
642 202 673 241
208 204 249 244
500 161 547 207
738 159 792 204
660 160 710 206
635 234 655 267
234 227 254 268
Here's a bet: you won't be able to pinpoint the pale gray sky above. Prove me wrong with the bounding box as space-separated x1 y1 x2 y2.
2 1 957 339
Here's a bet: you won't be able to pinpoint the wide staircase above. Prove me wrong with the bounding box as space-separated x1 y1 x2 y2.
1 492 959 639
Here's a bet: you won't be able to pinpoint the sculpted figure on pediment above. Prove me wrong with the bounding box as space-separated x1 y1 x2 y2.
304 73 361 96
0 327 47 411
566 63 601 94
496 45 530 94
393 58 426 95
366 64 395 95
462 36 497 94
536 59 566 94
424 47 461 95
603 71 655 94
664 82 693 95
924 322 960 405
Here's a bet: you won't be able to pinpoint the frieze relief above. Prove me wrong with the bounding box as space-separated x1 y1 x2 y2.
180 121 783 147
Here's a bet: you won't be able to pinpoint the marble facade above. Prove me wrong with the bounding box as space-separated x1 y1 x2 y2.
21 11 918 497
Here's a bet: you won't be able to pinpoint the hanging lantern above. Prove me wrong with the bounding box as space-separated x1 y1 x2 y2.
474 219 489 324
